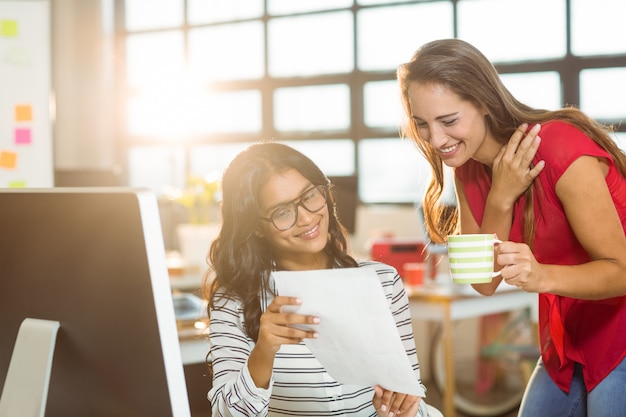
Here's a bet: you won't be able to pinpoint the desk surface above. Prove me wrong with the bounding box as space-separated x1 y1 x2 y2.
407 281 523 299
407 282 537 322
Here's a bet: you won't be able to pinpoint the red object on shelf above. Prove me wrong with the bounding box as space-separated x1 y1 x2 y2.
371 238 431 280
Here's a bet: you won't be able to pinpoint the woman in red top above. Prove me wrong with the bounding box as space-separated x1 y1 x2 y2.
397 38 626 417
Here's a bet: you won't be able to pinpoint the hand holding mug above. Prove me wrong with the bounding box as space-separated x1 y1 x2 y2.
496 240 546 293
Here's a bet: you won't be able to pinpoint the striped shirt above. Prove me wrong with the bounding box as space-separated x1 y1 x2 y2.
208 260 428 416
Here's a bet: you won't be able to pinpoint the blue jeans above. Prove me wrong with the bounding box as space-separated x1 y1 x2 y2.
518 356 626 417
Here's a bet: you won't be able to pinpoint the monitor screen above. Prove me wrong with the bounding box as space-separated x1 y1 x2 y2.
0 188 191 417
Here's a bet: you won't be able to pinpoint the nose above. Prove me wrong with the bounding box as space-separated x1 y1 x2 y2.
295 203 315 225
428 124 447 149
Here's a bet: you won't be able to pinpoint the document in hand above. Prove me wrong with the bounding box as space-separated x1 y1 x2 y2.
272 267 424 396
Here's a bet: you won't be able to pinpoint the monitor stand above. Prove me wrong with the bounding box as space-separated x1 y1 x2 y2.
0 318 60 417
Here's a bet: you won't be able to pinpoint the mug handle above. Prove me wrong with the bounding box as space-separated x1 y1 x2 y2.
492 238 503 277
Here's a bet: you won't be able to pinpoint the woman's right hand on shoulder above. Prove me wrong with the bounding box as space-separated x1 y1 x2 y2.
490 123 545 209
255 296 320 356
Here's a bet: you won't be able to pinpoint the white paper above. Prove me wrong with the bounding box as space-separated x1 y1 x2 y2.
271 267 423 396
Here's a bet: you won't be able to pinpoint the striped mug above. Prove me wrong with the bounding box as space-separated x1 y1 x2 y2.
447 234 502 284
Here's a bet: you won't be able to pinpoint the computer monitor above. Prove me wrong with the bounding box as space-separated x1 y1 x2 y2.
0 188 191 417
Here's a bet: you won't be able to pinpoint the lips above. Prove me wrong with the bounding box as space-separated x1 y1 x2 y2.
297 224 319 239
440 143 459 154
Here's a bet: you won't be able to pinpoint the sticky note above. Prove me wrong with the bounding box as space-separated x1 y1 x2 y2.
0 151 18 169
8 180 26 188
15 128 31 144
0 20 18 37
15 105 32 121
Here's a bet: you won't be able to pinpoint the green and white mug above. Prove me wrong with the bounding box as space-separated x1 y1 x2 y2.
447 234 502 284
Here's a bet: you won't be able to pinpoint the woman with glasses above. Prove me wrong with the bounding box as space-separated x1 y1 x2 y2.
204 142 432 417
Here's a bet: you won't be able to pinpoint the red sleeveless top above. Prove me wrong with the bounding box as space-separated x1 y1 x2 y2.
456 121 626 392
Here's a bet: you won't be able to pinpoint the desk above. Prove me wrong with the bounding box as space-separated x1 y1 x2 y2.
407 284 537 417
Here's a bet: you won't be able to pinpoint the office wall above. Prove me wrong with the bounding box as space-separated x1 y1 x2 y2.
0 0 52 187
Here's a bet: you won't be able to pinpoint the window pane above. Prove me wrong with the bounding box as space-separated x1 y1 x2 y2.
358 138 428 203
128 89 261 137
580 68 626 120
197 90 262 134
128 145 186 193
126 31 185 88
189 142 254 179
614 132 626 152
187 0 263 24
189 22 264 82
499 72 562 110
571 0 626 56
274 85 350 132
279 140 355 176
358 3 454 71
364 80 403 129
458 0 566 62
128 82 208 138
125 0 183 31
268 0 352 15
268 12 353 77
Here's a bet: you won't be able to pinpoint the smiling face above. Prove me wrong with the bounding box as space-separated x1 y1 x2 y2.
256 168 330 271
407 82 500 167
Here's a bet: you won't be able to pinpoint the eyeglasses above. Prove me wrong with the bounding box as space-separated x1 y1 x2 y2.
260 185 329 231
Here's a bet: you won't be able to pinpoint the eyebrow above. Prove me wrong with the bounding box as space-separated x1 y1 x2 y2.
265 183 315 214
412 112 459 123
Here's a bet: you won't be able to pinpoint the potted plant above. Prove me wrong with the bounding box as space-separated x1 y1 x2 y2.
171 174 221 272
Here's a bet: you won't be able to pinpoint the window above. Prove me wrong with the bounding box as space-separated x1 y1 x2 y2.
499 72 562 111
458 0 566 62
580 68 626 120
119 0 626 204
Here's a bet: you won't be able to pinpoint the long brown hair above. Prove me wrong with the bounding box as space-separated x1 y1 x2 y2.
397 38 626 245
203 142 357 341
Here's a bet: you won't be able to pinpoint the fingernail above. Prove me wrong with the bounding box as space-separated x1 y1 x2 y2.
532 123 541 132
312 317 320 324
381 405 387 412
389 412 394 417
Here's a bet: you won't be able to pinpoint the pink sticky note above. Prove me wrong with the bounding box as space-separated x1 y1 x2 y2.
15 128 31 144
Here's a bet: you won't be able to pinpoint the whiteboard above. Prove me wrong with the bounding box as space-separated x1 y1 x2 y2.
0 0 52 187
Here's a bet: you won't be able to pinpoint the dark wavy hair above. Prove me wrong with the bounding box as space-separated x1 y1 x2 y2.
203 142 357 341
397 38 626 246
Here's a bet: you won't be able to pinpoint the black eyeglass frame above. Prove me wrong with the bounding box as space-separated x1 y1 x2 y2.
259 183 332 231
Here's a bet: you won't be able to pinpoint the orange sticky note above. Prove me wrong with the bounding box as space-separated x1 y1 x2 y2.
0 151 18 169
15 105 32 121
15 128 31 144
0 20 18 37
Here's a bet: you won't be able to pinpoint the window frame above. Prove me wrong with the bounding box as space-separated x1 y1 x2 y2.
114 0 626 205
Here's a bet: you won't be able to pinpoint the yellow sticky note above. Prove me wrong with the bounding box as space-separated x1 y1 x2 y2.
15 104 32 121
0 20 18 37
0 151 18 169
8 180 26 188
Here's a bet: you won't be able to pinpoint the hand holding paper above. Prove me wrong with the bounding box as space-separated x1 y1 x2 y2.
272 267 423 396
